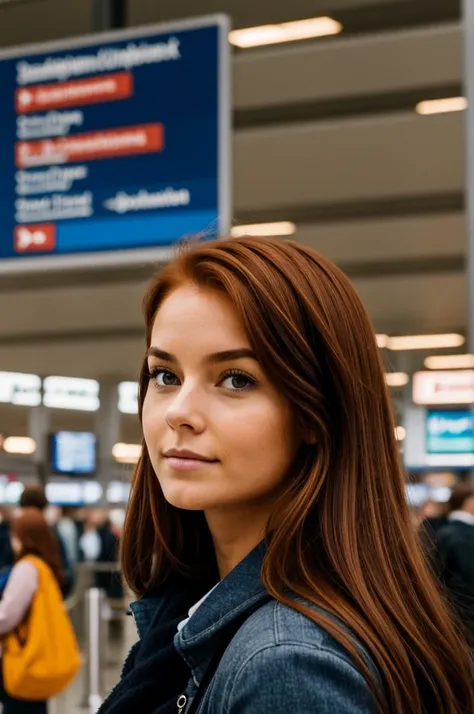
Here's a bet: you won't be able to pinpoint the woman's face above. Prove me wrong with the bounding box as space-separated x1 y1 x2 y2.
142 284 299 514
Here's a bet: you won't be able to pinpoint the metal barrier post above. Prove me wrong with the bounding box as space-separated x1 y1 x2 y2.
82 588 105 712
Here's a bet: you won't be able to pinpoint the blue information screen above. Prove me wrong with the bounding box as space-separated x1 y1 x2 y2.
426 409 474 454
0 17 230 269
50 431 97 475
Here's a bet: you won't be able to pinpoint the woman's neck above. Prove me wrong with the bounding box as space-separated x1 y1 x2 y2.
205 504 269 579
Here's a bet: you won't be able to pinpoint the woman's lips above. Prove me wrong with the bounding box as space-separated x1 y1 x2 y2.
164 456 219 471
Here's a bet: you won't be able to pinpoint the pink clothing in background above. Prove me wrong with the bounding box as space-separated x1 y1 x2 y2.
0 560 38 651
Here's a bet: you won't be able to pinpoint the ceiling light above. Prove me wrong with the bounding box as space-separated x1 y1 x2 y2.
424 354 474 370
385 372 409 388
3 437 36 455
376 334 389 348
231 222 296 238
229 16 342 49
387 334 465 351
395 426 406 441
415 97 467 115
112 443 141 464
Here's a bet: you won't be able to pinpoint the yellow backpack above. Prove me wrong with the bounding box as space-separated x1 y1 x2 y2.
2 555 81 700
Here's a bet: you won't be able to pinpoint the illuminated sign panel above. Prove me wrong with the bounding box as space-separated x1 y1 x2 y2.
43 376 100 411
0 17 230 272
0 371 41 406
118 381 138 414
413 370 474 406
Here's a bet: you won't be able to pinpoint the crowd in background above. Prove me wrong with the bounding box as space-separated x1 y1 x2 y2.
0 487 124 601
0 483 471 647
416 483 474 647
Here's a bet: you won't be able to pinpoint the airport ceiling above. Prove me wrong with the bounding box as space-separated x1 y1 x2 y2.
0 0 467 385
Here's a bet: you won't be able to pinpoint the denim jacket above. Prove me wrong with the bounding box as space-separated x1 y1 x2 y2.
111 544 379 714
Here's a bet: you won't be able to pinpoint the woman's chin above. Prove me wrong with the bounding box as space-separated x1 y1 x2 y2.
161 483 220 512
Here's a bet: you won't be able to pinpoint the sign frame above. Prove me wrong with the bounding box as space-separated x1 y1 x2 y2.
0 13 231 274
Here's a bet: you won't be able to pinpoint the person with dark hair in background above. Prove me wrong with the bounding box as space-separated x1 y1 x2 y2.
0 508 14 585
19 487 73 598
436 484 474 645
0 508 13 567
0 508 64 714
18 487 48 513
100 237 474 714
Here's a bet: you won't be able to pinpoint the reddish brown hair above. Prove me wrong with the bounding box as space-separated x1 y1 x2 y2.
122 237 474 714
19 485 48 511
12 508 63 586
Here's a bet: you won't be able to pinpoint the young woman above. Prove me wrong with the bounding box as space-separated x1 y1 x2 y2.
101 237 474 714
0 507 63 714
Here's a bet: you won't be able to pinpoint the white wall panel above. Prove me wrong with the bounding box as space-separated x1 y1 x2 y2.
297 213 465 263
0 282 146 336
356 272 466 334
0 336 143 378
234 112 463 211
128 0 403 29
235 24 461 109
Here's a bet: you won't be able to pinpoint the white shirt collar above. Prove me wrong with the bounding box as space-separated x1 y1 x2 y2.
449 510 474 527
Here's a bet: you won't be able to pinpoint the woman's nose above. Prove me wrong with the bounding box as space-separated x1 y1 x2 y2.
165 385 206 433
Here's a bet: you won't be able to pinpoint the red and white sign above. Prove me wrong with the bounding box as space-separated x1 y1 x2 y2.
14 223 56 253
15 123 164 168
15 72 133 114
413 370 474 405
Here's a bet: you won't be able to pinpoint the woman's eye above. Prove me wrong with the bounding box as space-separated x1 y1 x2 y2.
220 372 255 392
150 369 180 387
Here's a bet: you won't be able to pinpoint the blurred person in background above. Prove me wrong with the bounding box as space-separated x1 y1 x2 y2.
108 509 125 539
419 499 448 535
56 507 80 572
78 508 104 563
100 237 474 714
79 509 123 600
19 487 73 598
0 508 64 714
0 508 14 581
436 484 474 645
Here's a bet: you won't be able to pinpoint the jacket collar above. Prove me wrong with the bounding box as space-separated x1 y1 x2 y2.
130 541 270 685
129 597 165 640
174 542 270 685
129 573 210 640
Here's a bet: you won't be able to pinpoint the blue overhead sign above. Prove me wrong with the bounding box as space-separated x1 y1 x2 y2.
426 409 474 455
0 15 231 272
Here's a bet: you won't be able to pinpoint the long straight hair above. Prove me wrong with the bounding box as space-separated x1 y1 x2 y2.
121 237 474 713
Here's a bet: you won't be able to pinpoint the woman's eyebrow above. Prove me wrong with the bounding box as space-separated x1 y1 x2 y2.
146 347 257 364
204 349 257 365
146 347 176 362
